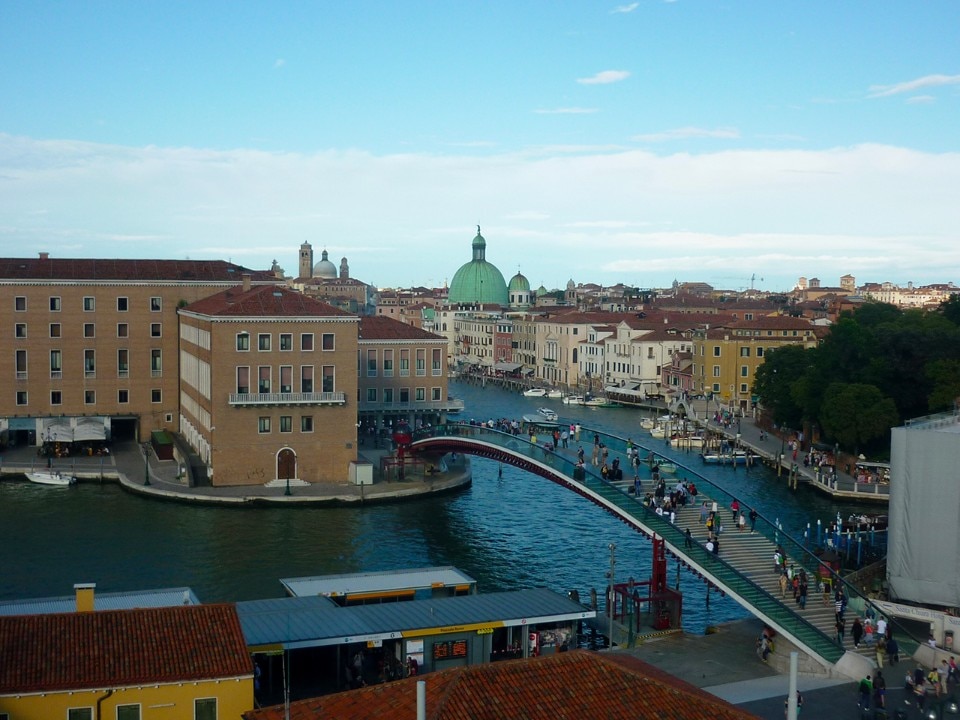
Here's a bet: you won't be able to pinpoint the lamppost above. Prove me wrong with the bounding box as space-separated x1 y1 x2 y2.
607 543 617 648
142 443 150 486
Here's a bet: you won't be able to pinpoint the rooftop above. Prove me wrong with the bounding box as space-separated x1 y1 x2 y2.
0 255 275 283
183 284 353 318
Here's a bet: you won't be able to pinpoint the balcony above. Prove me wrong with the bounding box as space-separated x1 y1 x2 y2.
357 398 466 413
229 391 347 406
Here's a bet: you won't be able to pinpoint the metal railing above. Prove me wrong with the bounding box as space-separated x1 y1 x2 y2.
228 391 347 406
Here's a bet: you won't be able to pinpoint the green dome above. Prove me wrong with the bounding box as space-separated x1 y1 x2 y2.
508 271 530 293
536 284 549 297
448 227 509 305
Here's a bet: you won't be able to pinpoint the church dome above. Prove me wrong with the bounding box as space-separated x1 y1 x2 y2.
508 271 530 293
447 227 509 306
313 249 337 279
536 284 549 297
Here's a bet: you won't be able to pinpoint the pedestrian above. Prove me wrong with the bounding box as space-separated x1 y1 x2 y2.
749 508 758 533
887 636 900 665
783 690 802 717
939 659 950 695
873 670 886 709
684 528 693 549
858 675 872 711
798 579 807 609
863 617 874 646
852 617 864 648
876 636 886 669
738 512 746 532
778 572 788 599
950 656 959 684
700 501 709 524
836 617 845 645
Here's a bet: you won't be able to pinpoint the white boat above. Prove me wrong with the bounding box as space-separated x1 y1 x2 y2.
563 395 585 405
668 434 705 449
584 396 620 408
639 417 656 430
26 471 77 486
523 388 547 397
537 407 558 421
649 425 667 439
701 449 749 465
546 389 564 399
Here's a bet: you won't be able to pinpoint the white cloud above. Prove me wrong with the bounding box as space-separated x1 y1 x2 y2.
534 107 600 115
868 73 960 98
577 70 630 85
906 95 936 105
273 58 286 69
632 126 740 142
611 3 639 13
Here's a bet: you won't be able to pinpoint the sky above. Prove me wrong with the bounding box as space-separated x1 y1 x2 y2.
1 2 958 293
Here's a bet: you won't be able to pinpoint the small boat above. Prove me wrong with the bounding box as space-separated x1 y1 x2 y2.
26 471 77 486
546 389 564 399
649 425 667 439
700 449 749 465
657 462 678 475
537 407 558 421
668 433 705 449
523 388 547 397
584 396 620 408
829 514 889 533
563 395 585 405
639 417 656 430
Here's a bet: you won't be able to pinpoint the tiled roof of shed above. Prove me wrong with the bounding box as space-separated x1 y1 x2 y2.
242 650 759 720
0 604 252 693
359 316 445 341
0 256 275 282
183 284 352 318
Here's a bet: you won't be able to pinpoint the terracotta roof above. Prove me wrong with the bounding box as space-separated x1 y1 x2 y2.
0 604 252 693
183 284 353 318
359 315 444 341
0 256 275 282
242 650 759 720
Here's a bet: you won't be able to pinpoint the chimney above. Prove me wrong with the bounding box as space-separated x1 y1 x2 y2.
241 273 252 292
74 582 96 612
39 251 50 261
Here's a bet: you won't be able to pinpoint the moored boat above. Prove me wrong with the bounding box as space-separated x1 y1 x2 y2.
700 449 749 465
523 388 547 397
546 389 564 399
563 395 585 405
668 433 705 449
584 396 620 408
26 471 77 486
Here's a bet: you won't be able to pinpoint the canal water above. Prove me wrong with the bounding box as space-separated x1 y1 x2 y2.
0 380 870 633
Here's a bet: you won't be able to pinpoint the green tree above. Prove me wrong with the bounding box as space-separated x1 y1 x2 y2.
927 359 960 412
818 382 899 454
752 345 809 428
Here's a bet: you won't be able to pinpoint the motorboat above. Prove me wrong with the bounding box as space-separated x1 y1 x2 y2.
523 388 547 397
537 407 558 421
546 389 564 399
563 395 585 405
639 417 656 430
26 470 77 486
700 449 749 465
668 433 705 449
584 396 620 408
649 425 667 439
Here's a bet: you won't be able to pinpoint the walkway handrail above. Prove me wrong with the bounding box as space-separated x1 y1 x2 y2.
417 423 845 665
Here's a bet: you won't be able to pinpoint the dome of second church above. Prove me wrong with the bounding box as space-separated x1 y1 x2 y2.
447 227 509 306
508 271 530 293
313 249 337 279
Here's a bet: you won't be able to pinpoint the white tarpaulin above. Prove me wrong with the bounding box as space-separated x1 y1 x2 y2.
40 418 73 443
74 417 107 442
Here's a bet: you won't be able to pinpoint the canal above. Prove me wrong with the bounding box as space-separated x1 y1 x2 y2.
0 380 872 633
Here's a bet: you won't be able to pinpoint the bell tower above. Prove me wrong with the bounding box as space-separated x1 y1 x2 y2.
299 242 313 279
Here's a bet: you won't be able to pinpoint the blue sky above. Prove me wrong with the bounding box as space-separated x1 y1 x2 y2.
1 1 958 292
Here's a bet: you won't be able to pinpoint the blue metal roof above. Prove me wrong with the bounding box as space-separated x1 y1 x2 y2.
0 587 200 616
280 566 476 598
238 587 594 650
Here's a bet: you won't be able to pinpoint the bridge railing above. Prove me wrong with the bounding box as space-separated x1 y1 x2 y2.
424 423 844 664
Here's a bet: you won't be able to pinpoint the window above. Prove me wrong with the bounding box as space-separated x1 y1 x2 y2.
118 349 129 377
280 365 292 393
383 349 394 377
416 349 426 376
117 297 129 312
383 388 394 404
151 349 162 377
15 350 27 379
68 708 93 720
280 415 292 433
116 704 140 720
50 323 61 338
740 383 749 394
301 333 314 351
237 332 250 351
740 347 750 357
321 365 334 393
80 322 94 338
322 333 335 350
756 347 764 357
399 388 410 403
740 365 749 377
415 387 425 401
280 333 293 351
84 349 96 377
85 390 95 404
258 333 271 351
712 365 720 377
713 346 721 357
258 417 271 433
301 416 314 432
400 349 410 376
117 323 128 338
150 323 162 338
195 698 217 720
432 387 442 401
83 297 95 312
150 296 161 311
300 365 313 393
367 349 377 376
15 322 26 338
118 389 129 404
16 391 27 405
367 388 378 402
712 383 721 393
51 390 62 405
49 296 61 311
50 349 62 378
237 367 250 394
258 366 271 393
15 296 26 311
432 348 442 375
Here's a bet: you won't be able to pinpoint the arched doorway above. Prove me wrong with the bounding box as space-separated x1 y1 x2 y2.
277 448 297 481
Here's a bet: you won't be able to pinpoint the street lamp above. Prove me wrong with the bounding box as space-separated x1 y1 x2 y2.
142 443 151 486
607 543 617 648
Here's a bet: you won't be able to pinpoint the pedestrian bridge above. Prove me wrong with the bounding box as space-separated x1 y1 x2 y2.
410 424 878 674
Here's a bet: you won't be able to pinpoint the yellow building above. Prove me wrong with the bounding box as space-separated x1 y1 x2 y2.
178 279 359 486
0 598 253 720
